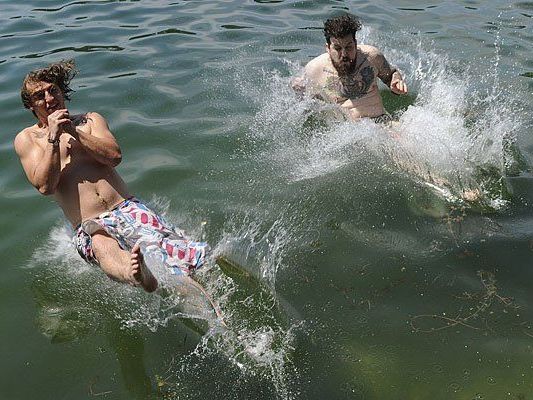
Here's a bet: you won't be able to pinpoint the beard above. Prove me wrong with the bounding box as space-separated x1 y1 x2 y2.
331 57 357 77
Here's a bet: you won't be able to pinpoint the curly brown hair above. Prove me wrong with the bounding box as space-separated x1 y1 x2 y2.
21 59 78 110
323 14 362 44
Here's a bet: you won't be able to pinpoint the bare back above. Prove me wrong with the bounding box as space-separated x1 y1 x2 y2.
15 112 130 226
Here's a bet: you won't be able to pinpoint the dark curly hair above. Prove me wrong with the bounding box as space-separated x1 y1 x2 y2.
21 59 78 110
323 14 362 44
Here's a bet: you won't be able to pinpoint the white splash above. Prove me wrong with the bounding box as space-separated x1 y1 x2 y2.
231 28 526 210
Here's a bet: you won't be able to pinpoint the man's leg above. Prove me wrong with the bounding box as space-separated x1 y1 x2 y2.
91 231 158 293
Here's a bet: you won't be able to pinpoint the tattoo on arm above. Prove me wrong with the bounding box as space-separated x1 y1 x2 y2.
377 55 397 87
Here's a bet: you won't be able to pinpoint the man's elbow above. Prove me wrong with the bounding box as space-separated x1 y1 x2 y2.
106 150 122 168
109 150 122 167
37 184 55 195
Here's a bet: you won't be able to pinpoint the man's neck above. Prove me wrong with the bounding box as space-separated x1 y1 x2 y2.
36 118 49 129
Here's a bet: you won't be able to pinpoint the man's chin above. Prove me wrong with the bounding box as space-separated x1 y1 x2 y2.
338 65 353 76
333 61 356 76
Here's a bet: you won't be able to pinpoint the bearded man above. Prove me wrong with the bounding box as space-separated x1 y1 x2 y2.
292 13 408 121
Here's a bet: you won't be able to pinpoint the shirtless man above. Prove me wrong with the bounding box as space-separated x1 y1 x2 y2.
292 13 408 120
14 60 208 293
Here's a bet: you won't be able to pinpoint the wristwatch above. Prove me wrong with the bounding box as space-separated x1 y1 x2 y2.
47 137 60 147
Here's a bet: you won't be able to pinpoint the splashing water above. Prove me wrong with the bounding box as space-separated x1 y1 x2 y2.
228 27 528 211
182 208 305 399
29 199 303 399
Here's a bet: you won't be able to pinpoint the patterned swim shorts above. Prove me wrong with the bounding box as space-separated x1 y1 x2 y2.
74 197 209 276
371 113 393 124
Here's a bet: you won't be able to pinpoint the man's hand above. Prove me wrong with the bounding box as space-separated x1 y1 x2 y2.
47 109 74 142
291 76 306 97
390 72 408 95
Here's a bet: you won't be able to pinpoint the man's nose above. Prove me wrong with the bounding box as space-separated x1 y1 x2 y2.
44 89 54 102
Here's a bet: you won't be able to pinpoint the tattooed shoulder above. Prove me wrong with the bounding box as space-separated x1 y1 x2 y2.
362 45 396 85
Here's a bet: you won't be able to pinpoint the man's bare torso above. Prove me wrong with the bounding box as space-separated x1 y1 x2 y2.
21 113 130 226
303 45 394 119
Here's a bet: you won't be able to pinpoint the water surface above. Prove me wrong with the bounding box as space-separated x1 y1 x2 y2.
1 1 532 399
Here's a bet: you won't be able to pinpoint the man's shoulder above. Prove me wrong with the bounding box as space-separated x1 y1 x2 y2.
304 53 331 76
358 45 388 72
15 125 38 142
358 45 384 61
14 126 37 154
74 111 99 120
74 111 107 128
305 53 330 69
358 44 382 55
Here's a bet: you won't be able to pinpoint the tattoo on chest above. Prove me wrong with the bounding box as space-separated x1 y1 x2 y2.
325 65 375 100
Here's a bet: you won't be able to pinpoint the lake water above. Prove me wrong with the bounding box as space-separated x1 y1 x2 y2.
1 1 532 399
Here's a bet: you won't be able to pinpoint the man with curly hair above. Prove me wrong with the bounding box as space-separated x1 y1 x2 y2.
15 60 210 295
293 13 408 121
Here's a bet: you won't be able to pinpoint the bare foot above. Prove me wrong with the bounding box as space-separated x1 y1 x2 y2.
131 243 158 293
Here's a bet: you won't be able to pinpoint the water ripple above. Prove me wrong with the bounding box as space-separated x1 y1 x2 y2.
20 45 124 58
129 28 196 41
32 0 113 13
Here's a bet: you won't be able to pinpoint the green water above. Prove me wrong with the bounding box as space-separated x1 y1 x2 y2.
1 1 533 399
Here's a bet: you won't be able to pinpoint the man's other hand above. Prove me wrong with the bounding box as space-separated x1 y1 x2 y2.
390 72 408 95
47 109 71 142
291 76 306 96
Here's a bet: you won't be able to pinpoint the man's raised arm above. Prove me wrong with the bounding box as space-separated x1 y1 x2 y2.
66 112 122 167
13 108 71 195
14 130 61 195
374 50 408 95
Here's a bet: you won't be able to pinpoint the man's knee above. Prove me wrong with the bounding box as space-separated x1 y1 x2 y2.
91 230 122 260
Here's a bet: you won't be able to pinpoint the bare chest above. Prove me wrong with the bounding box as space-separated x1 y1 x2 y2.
57 134 91 170
320 60 378 102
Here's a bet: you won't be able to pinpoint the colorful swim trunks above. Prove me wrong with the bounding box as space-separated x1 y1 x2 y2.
370 113 393 124
74 197 209 276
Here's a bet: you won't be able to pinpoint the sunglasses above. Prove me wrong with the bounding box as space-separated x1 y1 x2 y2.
30 85 61 103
